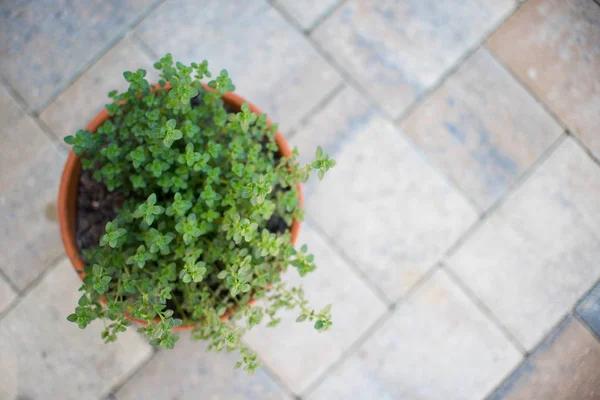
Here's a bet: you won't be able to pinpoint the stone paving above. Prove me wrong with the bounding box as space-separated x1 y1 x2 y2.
1 0 600 399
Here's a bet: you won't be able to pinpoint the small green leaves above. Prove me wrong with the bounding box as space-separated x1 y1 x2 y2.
123 68 149 93
208 69 235 95
133 193 165 226
145 228 175 254
64 129 93 155
236 103 258 133
175 213 204 245
178 143 202 167
242 174 273 205
312 146 337 180
166 192 192 217
160 119 183 148
126 245 153 269
180 259 207 283
62 55 336 373
100 221 127 248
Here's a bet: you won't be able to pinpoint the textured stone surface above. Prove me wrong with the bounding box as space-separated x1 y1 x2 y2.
292 86 478 301
276 0 340 30
244 224 388 395
308 270 521 400
401 49 562 209
0 0 155 110
0 258 152 400
0 275 16 314
0 90 65 289
117 336 289 400
0 85 52 179
40 37 158 145
449 138 600 350
313 0 514 117
136 0 341 133
489 317 600 400
488 0 600 158
576 282 600 339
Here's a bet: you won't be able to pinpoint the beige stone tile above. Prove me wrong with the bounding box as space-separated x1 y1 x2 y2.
401 49 562 209
136 0 342 133
275 0 340 30
0 105 65 289
487 0 600 158
0 85 52 179
0 258 152 400
117 335 290 400
448 138 600 350
313 0 515 117
40 37 158 146
292 86 478 301
308 270 522 400
0 274 16 314
0 0 155 110
244 223 388 395
489 317 600 400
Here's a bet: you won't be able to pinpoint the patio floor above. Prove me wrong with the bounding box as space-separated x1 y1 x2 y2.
1 0 600 399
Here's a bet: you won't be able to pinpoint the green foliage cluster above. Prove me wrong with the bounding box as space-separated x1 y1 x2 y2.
64 54 335 373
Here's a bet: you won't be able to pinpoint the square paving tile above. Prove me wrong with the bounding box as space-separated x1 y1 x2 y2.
275 0 340 30
117 336 289 400
0 274 16 314
312 0 515 117
489 316 600 400
0 258 152 400
576 282 600 340
401 49 562 209
40 37 159 146
292 86 478 301
244 223 388 395
487 0 600 158
0 85 52 179
308 270 522 400
136 0 341 133
448 138 600 350
0 0 155 110
0 91 65 289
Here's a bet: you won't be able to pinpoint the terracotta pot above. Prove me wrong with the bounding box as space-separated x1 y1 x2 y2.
57 84 303 331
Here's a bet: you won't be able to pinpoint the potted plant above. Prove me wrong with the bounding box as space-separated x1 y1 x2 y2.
58 54 336 372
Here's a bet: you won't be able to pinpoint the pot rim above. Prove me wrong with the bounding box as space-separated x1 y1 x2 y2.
57 83 303 331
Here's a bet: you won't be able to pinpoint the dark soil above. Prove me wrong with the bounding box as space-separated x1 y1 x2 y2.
76 168 124 259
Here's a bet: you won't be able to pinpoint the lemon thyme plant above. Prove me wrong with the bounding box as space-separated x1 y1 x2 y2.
64 54 336 372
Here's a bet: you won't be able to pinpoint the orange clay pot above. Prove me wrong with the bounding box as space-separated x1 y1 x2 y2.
57 84 303 331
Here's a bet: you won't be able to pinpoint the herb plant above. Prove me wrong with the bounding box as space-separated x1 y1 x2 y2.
64 54 336 373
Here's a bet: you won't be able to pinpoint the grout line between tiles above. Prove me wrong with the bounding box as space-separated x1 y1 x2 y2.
0 254 66 323
0 266 20 296
394 1 525 126
300 310 393 398
574 313 600 342
482 314 573 400
287 82 346 140
484 47 567 132
306 0 348 34
267 0 395 124
35 0 166 114
103 347 159 400
567 131 600 167
250 346 301 399
302 262 443 398
0 75 73 156
131 32 159 61
444 133 567 259
442 266 527 355
305 215 392 306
